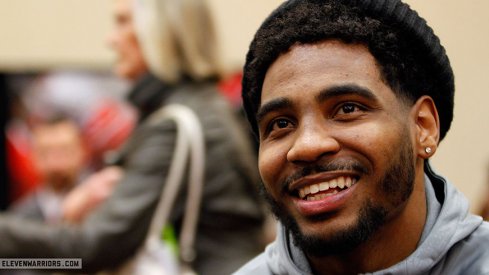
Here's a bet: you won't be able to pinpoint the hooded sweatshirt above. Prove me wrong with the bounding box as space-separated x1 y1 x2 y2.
234 164 489 275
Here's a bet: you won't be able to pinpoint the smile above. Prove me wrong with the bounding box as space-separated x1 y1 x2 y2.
298 176 358 201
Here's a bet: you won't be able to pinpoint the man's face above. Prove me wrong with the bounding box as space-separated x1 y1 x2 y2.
107 0 147 80
33 121 87 192
257 40 416 255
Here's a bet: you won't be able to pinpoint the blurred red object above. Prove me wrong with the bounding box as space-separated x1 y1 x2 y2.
6 124 40 202
82 99 136 168
218 72 243 109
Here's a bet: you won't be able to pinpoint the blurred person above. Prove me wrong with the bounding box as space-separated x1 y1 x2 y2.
5 71 135 204
9 116 90 223
21 71 136 170
234 0 489 274
0 0 266 275
4 116 91 275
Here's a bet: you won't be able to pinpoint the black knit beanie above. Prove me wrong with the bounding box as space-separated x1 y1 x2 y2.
242 0 454 141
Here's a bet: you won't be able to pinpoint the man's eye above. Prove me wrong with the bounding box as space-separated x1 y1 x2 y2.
266 118 293 134
332 102 368 121
273 119 290 129
336 103 363 115
339 103 358 114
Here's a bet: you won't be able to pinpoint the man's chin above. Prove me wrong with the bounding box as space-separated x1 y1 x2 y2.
261 182 386 256
290 226 365 257
285 200 387 257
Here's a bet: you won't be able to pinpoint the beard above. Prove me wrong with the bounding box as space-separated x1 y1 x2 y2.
261 132 415 257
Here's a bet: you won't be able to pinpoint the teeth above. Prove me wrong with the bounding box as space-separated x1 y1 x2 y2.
337 177 345 189
310 184 319 194
319 182 329 191
330 180 337 189
298 177 357 199
306 190 339 201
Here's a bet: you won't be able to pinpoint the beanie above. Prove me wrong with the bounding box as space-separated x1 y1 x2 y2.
242 0 454 141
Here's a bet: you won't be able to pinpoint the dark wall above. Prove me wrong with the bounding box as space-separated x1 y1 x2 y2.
0 74 10 210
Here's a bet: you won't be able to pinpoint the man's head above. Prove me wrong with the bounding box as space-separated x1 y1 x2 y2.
32 117 88 192
242 0 452 260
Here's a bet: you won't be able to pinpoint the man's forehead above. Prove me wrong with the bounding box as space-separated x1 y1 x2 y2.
260 44 420 131
262 40 388 100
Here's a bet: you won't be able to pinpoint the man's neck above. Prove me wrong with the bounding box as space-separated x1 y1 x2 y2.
308 172 427 275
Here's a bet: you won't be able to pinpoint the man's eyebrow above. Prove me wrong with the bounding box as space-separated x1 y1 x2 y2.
316 84 378 103
256 98 293 124
256 85 377 123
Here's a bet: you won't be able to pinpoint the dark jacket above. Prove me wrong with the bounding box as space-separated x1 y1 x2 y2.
0 74 266 275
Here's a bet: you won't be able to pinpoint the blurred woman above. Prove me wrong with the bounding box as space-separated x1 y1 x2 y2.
0 0 267 274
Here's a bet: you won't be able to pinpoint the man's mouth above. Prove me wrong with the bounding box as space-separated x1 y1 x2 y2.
297 176 358 201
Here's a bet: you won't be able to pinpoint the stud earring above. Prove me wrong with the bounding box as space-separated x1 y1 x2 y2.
425 147 432 154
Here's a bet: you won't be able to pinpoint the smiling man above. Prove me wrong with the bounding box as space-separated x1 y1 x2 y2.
234 0 489 274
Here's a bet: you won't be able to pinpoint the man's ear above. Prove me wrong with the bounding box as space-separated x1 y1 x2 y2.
411 96 440 159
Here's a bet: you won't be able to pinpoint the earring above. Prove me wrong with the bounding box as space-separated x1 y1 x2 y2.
425 147 432 154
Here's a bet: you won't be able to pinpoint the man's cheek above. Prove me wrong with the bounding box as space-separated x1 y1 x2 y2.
258 148 283 185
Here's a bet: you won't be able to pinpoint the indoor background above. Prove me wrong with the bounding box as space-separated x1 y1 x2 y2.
0 0 488 212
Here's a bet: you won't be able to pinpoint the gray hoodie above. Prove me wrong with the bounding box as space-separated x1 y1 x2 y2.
234 165 489 275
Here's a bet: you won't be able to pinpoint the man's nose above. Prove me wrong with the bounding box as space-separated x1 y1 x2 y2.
286 122 340 164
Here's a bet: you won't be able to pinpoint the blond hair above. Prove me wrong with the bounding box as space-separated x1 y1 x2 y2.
133 0 222 84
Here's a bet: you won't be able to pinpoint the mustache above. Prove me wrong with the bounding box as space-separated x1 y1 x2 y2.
282 159 369 191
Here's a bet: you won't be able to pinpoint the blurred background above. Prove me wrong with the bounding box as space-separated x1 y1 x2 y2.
0 0 488 214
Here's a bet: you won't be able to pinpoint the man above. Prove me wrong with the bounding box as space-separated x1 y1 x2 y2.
9 117 89 223
235 0 489 274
